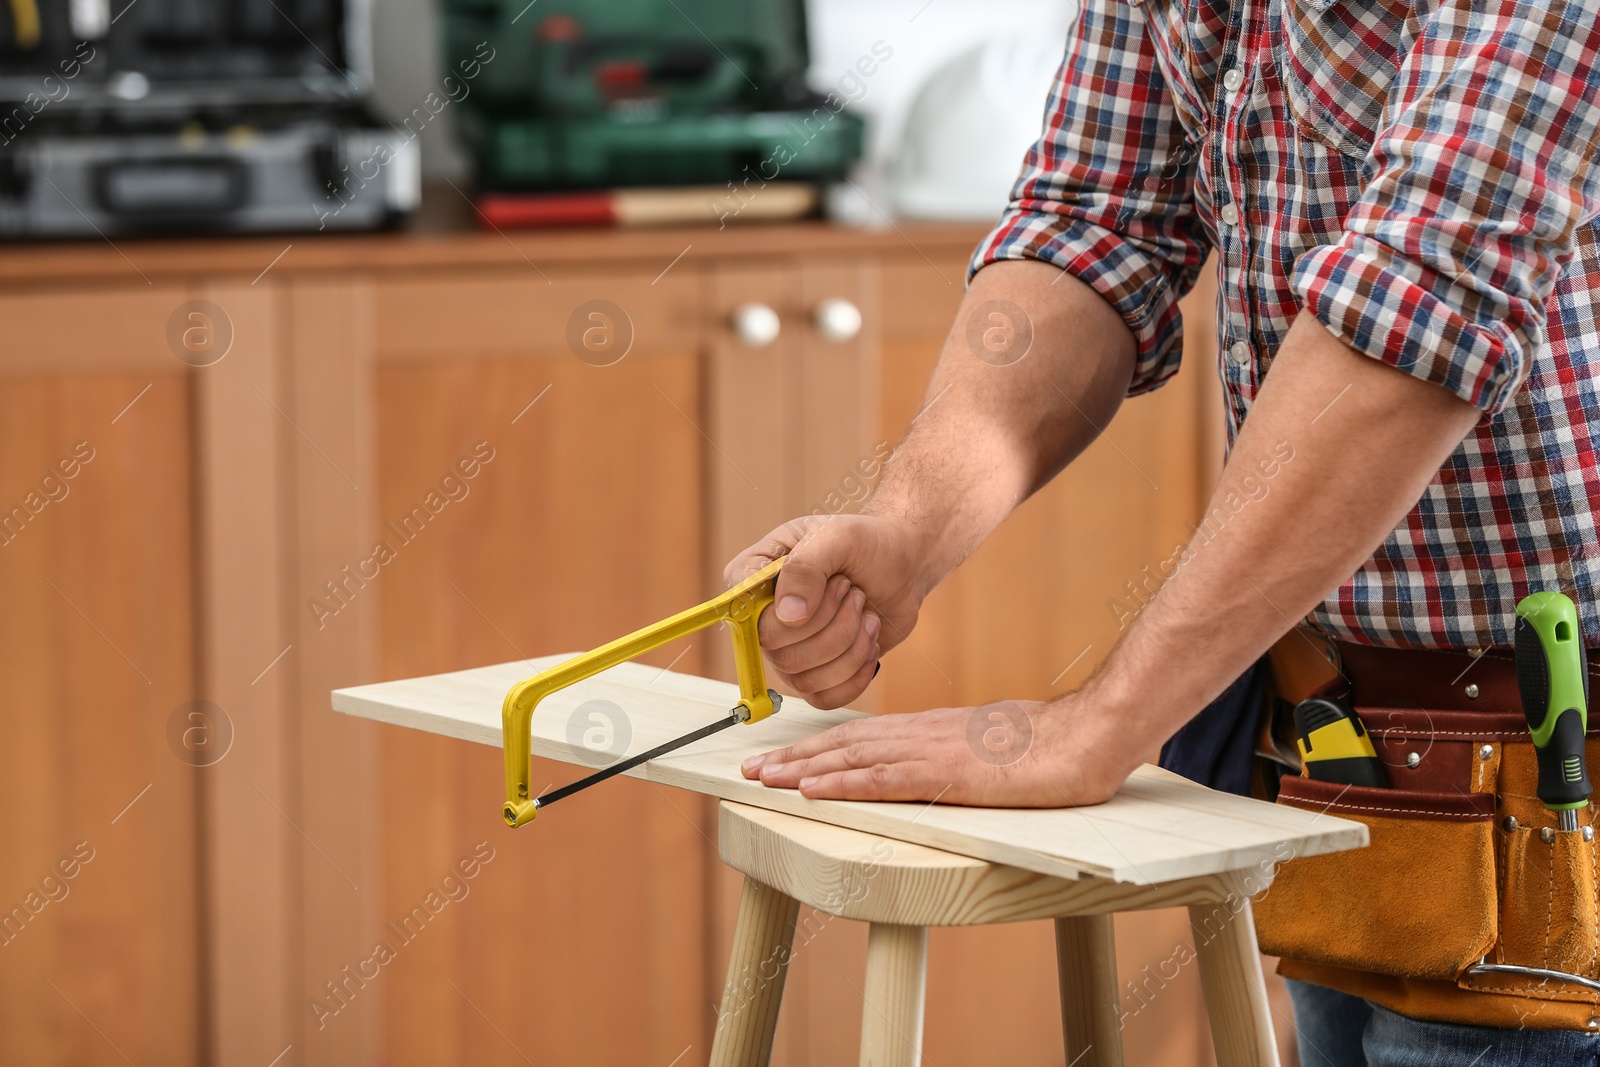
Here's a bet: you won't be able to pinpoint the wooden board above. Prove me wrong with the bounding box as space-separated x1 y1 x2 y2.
333 657 1365 885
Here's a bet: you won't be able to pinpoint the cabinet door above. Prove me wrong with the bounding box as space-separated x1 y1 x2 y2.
370 267 714 1067
704 255 889 1067
705 257 881 599
705 262 803 585
0 286 202 1066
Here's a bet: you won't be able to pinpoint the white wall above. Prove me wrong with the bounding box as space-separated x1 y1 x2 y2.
805 0 1076 193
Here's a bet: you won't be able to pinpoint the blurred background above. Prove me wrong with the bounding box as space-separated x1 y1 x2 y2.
0 0 1292 1064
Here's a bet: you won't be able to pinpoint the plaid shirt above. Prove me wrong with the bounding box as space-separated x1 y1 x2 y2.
973 0 1600 649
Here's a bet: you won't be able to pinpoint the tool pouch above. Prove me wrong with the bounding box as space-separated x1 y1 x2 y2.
1255 703 1600 998
1464 733 1600 997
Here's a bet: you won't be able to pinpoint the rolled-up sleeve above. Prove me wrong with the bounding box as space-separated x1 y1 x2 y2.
1293 0 1600 415
969 0 1209 395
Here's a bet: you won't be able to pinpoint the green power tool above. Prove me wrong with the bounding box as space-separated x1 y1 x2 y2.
1514 591 1593 833
440 0 867 191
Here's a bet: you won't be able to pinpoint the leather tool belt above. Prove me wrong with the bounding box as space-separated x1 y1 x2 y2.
1255 639 1600 1031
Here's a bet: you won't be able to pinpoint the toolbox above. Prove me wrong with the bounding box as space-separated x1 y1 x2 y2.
0 0 417 238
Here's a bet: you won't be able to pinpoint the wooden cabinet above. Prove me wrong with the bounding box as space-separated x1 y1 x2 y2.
0 224 1242 1067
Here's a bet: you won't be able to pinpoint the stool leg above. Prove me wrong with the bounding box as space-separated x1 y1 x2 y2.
1188 898 1279 1067
710 876 801 1067
1054 914 1125 1067
858 923 927 1067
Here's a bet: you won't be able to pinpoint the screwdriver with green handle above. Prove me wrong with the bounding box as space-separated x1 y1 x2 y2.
1514 591 1593 833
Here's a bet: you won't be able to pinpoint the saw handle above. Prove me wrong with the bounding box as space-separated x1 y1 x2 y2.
501 556 785 827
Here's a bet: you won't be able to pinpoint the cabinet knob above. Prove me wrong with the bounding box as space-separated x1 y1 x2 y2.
731 303 781 348
813 297 862 343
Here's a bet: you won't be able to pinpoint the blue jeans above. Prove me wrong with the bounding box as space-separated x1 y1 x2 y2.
1287 979 1600 1066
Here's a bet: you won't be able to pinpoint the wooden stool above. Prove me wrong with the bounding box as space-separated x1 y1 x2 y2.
707 801 1280 1067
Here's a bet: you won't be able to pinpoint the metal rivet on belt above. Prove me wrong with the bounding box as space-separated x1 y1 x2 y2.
1465 683 1480 700
1479 744 1494 760
1585 826 1595 842
1405 752 1421 768
1589 1017 1600 1032
1504 816 1519 832
1541 827 1557 844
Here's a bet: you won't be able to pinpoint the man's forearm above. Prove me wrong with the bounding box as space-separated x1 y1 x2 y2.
864 260 1137 591
1079 313 1483 775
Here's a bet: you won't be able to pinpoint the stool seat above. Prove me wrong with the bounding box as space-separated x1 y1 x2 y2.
720 801 1253 928
709 801 1280 1067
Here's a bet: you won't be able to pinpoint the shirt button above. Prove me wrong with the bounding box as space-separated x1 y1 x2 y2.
1223 68 1244 94
1229 340 1251 365
1219 202 1240 226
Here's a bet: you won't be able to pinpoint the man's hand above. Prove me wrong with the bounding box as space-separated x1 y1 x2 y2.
725 514 929 709
739 695 1126 807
